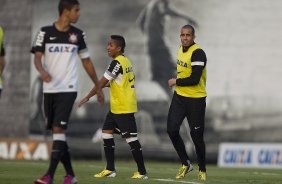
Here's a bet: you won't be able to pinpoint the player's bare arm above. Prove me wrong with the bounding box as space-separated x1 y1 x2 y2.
78 76 109 107
34 52 52 82
81 57 105 104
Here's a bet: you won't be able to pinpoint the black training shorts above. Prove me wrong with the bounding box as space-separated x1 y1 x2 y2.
103 111 137 138
44 92 77 130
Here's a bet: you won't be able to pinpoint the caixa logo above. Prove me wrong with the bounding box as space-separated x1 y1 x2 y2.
224 149 252 164
48 46 77 53
258 149 282 165
0 141 51 160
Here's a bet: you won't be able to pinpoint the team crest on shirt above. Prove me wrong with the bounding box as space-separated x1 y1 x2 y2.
69 33 78 43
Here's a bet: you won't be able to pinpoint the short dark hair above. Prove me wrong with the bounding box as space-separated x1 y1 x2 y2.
182 24 195 35
111 35 126 53
58 0 80 16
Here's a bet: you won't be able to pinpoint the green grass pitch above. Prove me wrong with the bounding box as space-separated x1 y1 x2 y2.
0 160 282 184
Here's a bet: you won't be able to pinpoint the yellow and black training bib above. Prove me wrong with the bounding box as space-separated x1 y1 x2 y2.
175 44 207 98
110 55 137 114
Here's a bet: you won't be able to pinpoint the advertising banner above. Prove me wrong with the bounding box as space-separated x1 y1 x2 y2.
0 138 51 161
218 143 282 168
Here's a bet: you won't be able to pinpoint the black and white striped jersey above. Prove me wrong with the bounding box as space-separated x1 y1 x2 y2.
31 24 90 93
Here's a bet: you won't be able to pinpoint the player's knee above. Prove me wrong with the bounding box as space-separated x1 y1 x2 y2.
191 128 203 136
53 133 66 141
52 133 67 159
121 131 137 139
102 132 114 139
167 130 179 139
52 133 67 151
127 139 141 152
126 136 138 143
102 133 115 148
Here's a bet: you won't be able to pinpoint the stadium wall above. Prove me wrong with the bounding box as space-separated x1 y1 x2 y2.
0 0 32 137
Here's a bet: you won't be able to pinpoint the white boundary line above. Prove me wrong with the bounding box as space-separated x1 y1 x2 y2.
153 178 202 184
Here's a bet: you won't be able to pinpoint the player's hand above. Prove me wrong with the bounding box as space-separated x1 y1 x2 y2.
40 70 52 82
96 89 105 104
78 97 90 107
168 78 176 88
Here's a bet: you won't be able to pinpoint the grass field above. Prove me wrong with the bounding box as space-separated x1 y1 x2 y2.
1 160 282 184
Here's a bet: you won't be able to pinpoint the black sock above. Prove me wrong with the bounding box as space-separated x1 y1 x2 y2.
103 138 115 171
46 140 64 178
60 142 75 176
168 131 190 166
128 140 146 175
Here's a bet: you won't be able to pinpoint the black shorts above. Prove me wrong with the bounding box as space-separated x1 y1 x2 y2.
103 111 137 138
167 92 206 132
44 92 77 130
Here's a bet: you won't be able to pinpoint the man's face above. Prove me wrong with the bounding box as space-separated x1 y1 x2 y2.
107 39 121 58
66 5 80 23
180 28 195 47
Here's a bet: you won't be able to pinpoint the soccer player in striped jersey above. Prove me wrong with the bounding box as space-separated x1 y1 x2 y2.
79 35 148 179
31 0 104 184
167 24 207 181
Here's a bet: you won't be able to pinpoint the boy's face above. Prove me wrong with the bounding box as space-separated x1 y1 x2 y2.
107 39 121 58
65 5 80 23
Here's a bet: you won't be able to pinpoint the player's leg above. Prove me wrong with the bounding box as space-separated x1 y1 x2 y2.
94 112 116 178
167 93 193 179
34 93 77 184
186 97 206 181
116 113 147 179
34 93 55 184
52 92 77 184
167 93 192 171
